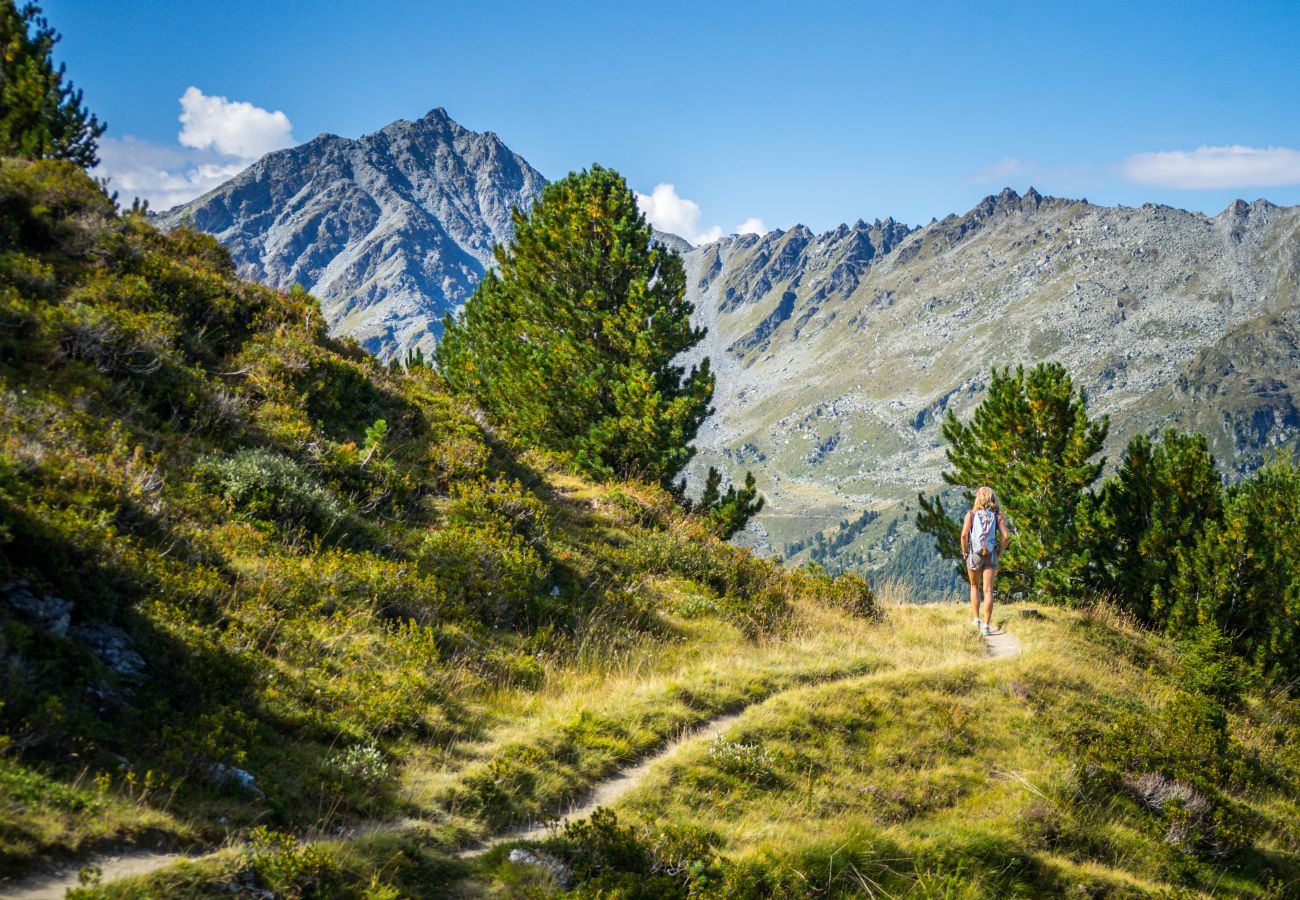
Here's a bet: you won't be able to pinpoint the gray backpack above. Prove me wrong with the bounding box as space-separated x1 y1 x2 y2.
973 509 998 556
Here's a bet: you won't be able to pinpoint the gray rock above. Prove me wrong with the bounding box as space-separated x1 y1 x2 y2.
206 762 263 797
508 848 573 888
2 579 73 636
70 623 147 679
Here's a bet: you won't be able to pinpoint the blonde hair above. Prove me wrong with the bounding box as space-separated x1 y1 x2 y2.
973 486 999 513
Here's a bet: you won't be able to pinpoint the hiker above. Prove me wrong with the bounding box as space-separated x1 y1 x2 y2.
961 486 1010 636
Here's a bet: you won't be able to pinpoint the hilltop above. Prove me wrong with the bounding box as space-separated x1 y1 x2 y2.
155 108 547 359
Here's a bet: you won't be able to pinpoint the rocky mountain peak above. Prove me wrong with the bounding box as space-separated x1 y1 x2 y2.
158 107 546 359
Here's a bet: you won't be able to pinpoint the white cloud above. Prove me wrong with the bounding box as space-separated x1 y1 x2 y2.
95 88 297 211
178 86 295 159
972 157 1038 183
735 217 768 235
636 183 723 246
1121 145 1300 189
96 137 247 210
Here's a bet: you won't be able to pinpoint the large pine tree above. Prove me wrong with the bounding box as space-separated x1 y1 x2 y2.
436 164 714 487
1 1 105 167
917 363 1108 599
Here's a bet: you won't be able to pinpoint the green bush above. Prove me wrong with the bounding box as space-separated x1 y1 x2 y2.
245 827 342 899
1164 456 1300 686
198 447 346 536
420 523 546 628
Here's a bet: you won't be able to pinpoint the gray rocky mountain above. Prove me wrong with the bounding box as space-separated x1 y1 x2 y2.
157 108 547 358
678 188 1300 585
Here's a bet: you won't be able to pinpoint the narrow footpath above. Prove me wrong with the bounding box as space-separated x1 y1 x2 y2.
3 620 1024 898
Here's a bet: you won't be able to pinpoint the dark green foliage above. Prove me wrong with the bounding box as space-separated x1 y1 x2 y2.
692 467 764 539
1079 430 1223 625
917 363 1108 600
437 164 714 487
1175 624 1250 709
1164 456 1300 686
546 809 720 898
1 1 105 166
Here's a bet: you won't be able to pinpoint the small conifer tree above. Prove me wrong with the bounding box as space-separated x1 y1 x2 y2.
1164 456 1300 684
691 467 764 539
437 164 714 487
1 1 105 166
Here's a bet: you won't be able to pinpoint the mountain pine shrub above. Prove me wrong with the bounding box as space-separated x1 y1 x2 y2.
198 448 347 537
1163 455 1300 685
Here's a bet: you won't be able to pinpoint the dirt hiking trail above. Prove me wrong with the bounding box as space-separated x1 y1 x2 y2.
3 616 1024 897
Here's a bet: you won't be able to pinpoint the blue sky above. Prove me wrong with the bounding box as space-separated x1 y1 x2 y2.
48 0 1300 239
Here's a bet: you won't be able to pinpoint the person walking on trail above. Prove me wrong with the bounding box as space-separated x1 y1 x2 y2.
961 486 1010 636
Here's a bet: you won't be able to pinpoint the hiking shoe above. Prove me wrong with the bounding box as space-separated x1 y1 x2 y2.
972 617 981 629
981 623 992 636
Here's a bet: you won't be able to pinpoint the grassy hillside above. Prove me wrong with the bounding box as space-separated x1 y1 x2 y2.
1 161 1297 899
0 159 875 888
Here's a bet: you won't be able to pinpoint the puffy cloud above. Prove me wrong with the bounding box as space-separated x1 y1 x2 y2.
735 217 768 235
95 88 297 211
1120 145 1300 189
96 136 247 210
636 183 722 246
178 86 295 159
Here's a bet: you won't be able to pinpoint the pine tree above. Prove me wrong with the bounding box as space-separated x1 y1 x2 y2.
437 164 714 487
1 1 105 167
1165 456 1300 685
917 363 1108 599
697 468 764 539
1079 429 1222 625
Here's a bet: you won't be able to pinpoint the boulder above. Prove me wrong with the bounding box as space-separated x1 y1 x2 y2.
70 623 147 679
2 579 73 636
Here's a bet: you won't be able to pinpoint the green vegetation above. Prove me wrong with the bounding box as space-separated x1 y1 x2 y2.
690 467 765 539
0 157 877 895
1079 429 1223 625
1 21 1297 894
437 164 715 489
474 605 1298 898
1 1 105 166
917 360 1300 691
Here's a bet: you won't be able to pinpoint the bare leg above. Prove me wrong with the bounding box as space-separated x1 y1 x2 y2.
981 567 996 627
968 567 982 621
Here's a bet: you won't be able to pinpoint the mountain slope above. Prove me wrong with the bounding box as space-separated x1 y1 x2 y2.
156 108 547 358
680 189 1300 577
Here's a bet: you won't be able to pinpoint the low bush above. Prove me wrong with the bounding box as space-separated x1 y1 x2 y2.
198 448 346 536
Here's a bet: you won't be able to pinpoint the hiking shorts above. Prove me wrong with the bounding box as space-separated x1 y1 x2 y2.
967 547 999 573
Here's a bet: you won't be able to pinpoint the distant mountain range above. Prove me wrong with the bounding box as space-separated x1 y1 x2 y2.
160 109 1300 583
677 188 1300 583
